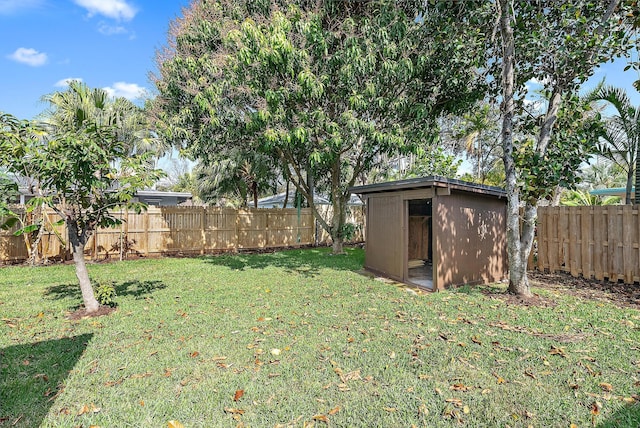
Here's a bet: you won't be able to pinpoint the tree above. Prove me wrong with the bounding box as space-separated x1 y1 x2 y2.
1 86 163 313
584 84 640 204
452 103 503 185
0 113 55 265
381 145 462 181
580 157 627 190
194 149 276 208
495 0 630 296
151 0 488 253
560 189 620 206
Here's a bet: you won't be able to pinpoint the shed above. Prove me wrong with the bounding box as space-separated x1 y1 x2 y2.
350 176 508 291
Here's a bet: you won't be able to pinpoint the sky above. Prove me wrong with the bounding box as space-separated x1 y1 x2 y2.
1 0 639 120
0 0 190 120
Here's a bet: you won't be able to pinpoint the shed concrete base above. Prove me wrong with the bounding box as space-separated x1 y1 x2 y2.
408 261 433 290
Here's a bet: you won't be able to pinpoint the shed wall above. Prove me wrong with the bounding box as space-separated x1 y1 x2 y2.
364 194 403 280
434 191 507 288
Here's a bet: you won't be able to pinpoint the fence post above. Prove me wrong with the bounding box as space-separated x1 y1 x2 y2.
143 210 150 256
200 206 206 255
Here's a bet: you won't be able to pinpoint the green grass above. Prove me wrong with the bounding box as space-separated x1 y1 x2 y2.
1 247 639 427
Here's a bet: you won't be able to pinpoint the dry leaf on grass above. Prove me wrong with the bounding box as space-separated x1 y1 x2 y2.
599 382 613 392
328 406 341 415
234 389 245 401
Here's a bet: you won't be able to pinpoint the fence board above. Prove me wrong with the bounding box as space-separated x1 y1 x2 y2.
537 206 640 284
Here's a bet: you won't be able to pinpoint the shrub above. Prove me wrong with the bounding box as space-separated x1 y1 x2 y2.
94 282 117 307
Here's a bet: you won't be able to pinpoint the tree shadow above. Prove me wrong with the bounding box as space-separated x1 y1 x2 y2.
597 403 640 428
0 333 93 427
43 280 166 302
200 247 365 278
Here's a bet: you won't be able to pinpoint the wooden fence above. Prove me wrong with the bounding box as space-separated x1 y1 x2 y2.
536 205 640 284
0 207 317 263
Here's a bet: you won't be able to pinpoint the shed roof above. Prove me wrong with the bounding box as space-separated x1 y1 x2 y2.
349 176 506 198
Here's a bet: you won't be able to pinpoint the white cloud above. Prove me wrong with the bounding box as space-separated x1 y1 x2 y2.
73 0 137 21
0 0 44 15
54 77 83 87
98 22 127 35
7 47 48 66
103 82 146 100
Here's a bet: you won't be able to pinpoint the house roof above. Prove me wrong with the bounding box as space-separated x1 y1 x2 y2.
256 191 364 206
136 190 192 198
17 187 192 200
589 187 630 198
349 176 506 198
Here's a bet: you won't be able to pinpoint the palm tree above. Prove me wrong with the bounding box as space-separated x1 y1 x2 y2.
42 81 166 162
584 84 640 204
560 189 620 206
453 103 502 184
196 149 276 208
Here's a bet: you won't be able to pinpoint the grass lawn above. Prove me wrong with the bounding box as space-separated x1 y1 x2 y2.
1 247 639 427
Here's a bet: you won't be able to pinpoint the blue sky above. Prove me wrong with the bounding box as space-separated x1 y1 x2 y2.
0 0 189 120
1 0 639 122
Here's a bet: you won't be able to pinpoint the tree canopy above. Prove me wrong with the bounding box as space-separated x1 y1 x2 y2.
151 0 489 252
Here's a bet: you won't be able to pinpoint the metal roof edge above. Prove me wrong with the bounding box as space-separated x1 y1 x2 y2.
349 176 506 197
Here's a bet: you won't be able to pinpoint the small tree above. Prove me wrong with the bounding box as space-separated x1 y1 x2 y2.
0 113 54 265
1 106 163 313
40 124 160 312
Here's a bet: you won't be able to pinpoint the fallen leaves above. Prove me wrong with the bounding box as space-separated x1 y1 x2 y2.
450 383 472 392
77 403 101 416
312 414 329 422
167 421 185 428
328 406 341 415
549 345 567 358
599 382 613 392
590 400 602 426
234 389 245 402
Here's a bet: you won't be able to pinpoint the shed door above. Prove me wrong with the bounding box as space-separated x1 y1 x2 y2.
365 194 403 280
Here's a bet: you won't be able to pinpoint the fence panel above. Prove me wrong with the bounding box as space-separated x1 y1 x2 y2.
537 205 640 284
0 206 319 264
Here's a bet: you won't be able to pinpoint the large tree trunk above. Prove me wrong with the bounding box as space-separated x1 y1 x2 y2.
251 180 258 208
499 0 533 298
330 196 347 254
67 220 100 313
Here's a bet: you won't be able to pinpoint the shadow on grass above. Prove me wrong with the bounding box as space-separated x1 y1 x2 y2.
0 334 93 427
200 247 364 278
597 403 640 428
450 283 506 295
44 280 167 302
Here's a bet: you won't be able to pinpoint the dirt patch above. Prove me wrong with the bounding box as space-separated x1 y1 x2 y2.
487 291 558 308
66 306 117 320
529 271 640 310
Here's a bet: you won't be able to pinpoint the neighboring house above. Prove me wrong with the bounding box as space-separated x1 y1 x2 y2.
132 190 193 206
14 187 192 207
254 191 364 209
589 187 632 199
